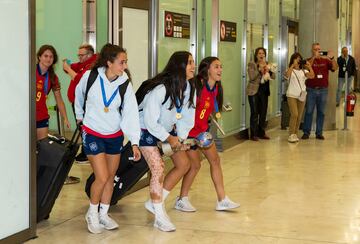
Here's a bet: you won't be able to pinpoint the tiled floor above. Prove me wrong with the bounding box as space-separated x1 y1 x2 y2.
28 101 360 244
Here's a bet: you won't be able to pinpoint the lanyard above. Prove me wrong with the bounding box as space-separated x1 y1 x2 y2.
175 97 182 119
205 81 221 118
100 76 119 113
37 64 49 94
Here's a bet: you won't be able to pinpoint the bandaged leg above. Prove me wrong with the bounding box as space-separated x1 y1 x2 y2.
140 147 165 203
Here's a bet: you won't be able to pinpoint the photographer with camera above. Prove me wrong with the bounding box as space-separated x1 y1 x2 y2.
301 43 338 140
284 53 315 143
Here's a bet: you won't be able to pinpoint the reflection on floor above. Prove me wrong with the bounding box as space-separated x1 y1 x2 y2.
28 100 360 244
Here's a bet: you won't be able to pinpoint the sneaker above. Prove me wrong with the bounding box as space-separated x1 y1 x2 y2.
287 134 298 143
154 214 176 232
144 199 155 215
215 196 240 211
174 196 196 212
99 214 119 230
301 134 309 140
85 211 104 234
76 151 88 163
316 134 325 140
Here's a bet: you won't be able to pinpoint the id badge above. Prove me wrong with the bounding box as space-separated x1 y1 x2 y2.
317 74 323 79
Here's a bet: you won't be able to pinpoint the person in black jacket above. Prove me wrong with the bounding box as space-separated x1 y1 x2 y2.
336 46 357 106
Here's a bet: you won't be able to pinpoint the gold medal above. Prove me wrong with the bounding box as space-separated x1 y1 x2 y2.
215 112 221 119
176 113 182 119
104 107 109 113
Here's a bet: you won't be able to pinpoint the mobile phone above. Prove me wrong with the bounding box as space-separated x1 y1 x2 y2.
299 59 307 66
319 51 328 56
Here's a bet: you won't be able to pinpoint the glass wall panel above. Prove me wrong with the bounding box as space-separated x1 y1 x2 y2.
282 0 298 19
158 0 193 71
269 0 281 116
36 0 83 131
218 0 245 134
97 0 108 51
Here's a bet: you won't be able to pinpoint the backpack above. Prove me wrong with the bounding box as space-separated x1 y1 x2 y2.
83 69 130 114
135 79 171 108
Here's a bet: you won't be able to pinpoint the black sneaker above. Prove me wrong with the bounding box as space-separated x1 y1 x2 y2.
75 152 88 162
316 135 325 140
301 134 309 140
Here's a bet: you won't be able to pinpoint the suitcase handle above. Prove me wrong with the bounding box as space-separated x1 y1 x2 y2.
69 125 82 147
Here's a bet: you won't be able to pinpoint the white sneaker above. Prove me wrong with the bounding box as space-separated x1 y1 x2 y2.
288 134 298 143
294 134 299 142
154 214 176 232
85 211 104 234
174 196 196 212
215 196 240 211
144 199 155 214
99 214 119 230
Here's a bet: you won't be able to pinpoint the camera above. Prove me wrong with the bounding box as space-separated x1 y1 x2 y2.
319 50 328 56
299 59 307 66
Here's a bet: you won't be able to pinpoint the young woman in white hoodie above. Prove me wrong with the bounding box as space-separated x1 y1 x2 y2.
137 51 196 232
75 43 141 234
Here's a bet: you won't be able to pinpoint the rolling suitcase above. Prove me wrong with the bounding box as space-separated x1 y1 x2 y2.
37 127 81 222
85 142 149 205
281 95 290 130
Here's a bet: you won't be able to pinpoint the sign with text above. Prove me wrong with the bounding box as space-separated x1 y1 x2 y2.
220 20 237 42
164 11 190 39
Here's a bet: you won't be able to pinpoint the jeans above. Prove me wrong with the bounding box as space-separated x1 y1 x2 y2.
248 89 268 138
302 88 328 136
336 76 353 105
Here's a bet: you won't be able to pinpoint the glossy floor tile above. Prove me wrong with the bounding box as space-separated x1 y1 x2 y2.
28 101 360 244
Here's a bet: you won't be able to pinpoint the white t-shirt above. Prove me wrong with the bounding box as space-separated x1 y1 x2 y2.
286 69 309 98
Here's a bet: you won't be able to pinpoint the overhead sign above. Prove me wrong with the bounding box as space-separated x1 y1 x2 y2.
220 20 237 42
164 11 190 39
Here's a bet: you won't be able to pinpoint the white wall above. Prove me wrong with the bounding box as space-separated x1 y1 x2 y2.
0 0 31 240
123 7 149 91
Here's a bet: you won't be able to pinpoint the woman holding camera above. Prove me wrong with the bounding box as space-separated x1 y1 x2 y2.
284 53 315 143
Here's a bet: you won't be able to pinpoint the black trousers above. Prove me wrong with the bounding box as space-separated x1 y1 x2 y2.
248 89 269 138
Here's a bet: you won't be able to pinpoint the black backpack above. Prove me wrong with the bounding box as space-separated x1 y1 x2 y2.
83 69 130 114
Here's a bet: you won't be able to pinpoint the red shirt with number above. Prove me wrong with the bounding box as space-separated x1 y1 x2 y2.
36 66 60 121
188 84 218 137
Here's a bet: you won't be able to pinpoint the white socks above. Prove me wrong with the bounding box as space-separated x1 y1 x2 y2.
163 189 170 201
89 202 99 214
99 203 110 216
89 202 110 216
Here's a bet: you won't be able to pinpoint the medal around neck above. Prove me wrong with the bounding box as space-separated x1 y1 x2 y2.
104 107 109 113
176 113 182 119
215 112 221 119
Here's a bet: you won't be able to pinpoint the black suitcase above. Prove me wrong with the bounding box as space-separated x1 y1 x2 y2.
85 142 149 205
37 127 81 222
281 95 290 130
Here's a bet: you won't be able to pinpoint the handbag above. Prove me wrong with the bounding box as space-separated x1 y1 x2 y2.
293 70 307 102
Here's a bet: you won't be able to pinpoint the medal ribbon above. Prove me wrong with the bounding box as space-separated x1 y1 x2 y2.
37 64 49 94
205 81 219 114
100 76 119 110
176 97 182 114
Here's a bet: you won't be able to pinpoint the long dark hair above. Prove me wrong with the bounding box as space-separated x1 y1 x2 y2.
137 51 195 109
36 45 58 86
93 43 126 70
254 47 267 63
195 57 223 111
288 52 303 68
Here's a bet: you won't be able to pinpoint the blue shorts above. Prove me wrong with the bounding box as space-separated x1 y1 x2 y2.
139 129 177 147
37 119 49 128
82 132 124 155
